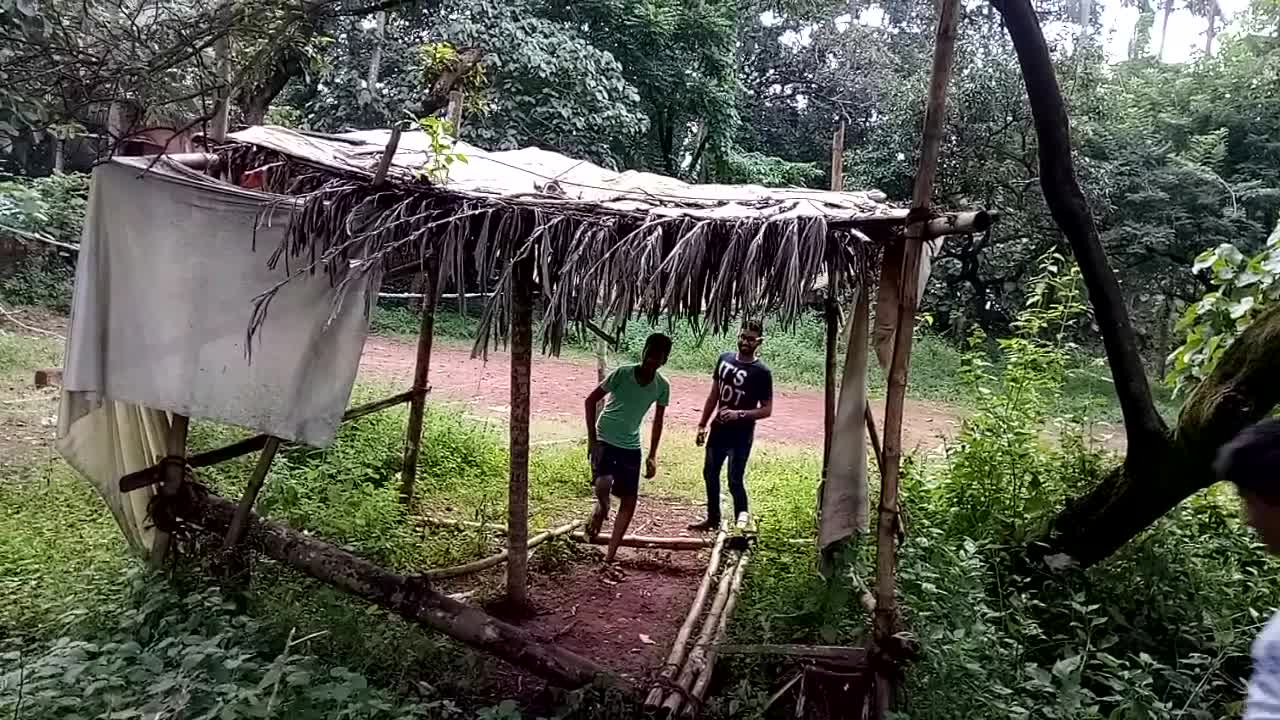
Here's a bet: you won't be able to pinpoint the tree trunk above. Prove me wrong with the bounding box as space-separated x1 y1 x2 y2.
995 0 1280 569
367 11 387 89
157 484 608 687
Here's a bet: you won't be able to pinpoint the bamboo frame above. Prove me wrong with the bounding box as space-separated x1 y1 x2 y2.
873 0 961 714
423 520 583 580
223 436 281 548
686 551 751 715
662 550 748 715
645 529 729 707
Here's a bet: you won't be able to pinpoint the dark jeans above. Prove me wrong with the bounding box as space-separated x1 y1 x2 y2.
703 428 754 523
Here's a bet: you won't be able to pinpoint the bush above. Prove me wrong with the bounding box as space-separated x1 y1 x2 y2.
0 173 87 311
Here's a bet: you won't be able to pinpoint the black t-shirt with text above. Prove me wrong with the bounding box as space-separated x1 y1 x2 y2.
711 352 772 435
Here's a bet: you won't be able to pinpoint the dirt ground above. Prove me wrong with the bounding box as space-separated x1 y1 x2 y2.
361 335 963 452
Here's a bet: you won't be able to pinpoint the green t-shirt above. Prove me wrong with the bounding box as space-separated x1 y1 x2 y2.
596 365 670 450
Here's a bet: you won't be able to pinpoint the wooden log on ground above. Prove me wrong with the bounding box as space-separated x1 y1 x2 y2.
662 550 745 715
570 532 713 551
423 520 583 580
686 551 751 716
715 644 867 666
161 484 609 688
645 530 728 707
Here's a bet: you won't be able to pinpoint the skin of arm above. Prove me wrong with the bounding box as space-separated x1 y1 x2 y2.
585 385 607 447
698 380 720 428
646 405 665 477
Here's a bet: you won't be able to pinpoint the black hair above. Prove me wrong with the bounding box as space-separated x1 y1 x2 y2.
742 319 764 335
643 332 673 357
1215 417 1280 500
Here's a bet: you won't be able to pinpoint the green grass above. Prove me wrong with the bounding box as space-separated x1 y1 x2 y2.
0 329 61 378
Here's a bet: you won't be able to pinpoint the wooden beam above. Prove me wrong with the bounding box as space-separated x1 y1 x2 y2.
223 436 281 548
715 644 867 666
874 0 961 714
506 252 535 606
423 520 583 580
400 259 441 504
645 530 729 707
569 532 713 551
121 391 417 493
160 484 610 687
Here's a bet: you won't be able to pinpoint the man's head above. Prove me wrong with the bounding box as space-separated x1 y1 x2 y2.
1216 418 1280 552
641 332 672 371
738 319 764 358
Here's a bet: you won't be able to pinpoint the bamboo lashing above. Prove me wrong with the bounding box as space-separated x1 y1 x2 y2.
423 520 583 580
873 0 961 714
645 529 729 707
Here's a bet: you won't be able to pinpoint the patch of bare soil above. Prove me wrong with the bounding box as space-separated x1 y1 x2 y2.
361 335 964 451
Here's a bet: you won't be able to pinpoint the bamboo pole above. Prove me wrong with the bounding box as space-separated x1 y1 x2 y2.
645 530 729 707
223 436 281 548
424 520 583 580
506 252 535 606
570 532 713 551
874 0 961 714
371 125 402 187
149 414 189 568
662 550 745 715
399 258 441 504
685 551 751 715
822 121 845 476
715 644 867 665
865 401 884 471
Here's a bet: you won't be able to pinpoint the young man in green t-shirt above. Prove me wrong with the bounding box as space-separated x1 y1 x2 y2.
583 333 673 563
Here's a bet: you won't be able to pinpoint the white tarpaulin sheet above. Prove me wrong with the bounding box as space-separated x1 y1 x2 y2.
57 155 377 552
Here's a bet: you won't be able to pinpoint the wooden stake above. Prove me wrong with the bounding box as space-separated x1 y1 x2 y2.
446 90 465 132
686 551 751 714
506 252 535 606
224 436 281 548
424 520 582 580
570 532 713 551
874 0 961 714
865 401 884 471
645 530 729 707
162 485 609 687
371 125 402 187
662 550 744 715
823 119 845 476
400 259 441 504
149 413 189 568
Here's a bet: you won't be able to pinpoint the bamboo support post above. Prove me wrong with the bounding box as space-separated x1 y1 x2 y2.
823 120 846 476
645 530 729 707
865 401 884 471
506 252 535 606
149 413 189 567
423 520 583 580
874 0 961 714
399 259 441 504
570 532 713 551
662 550 745 715
159 485 609 687
685 551 751 716
223 436 282 548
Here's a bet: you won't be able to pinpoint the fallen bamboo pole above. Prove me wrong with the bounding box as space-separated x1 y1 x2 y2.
645 529 728 707
423 520 583 580
685 551 751 716
662 550 745 715
570 532 713 551
161 484 609 687
715 644 867 665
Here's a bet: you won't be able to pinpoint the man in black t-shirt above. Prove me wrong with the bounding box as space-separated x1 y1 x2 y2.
689 319 773 531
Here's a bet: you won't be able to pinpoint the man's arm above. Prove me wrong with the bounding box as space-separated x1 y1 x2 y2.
585 385 607 445
649 405 665 459
698 380 720 428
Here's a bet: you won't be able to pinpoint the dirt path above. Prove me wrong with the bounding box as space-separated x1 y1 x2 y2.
360 336 963 451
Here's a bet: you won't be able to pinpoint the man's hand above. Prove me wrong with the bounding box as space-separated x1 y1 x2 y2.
588 439 602 469
717 407 743 423
645 455 658 479
695 426 707 447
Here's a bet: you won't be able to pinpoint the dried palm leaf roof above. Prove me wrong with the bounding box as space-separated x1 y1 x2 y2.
213 126 993 355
